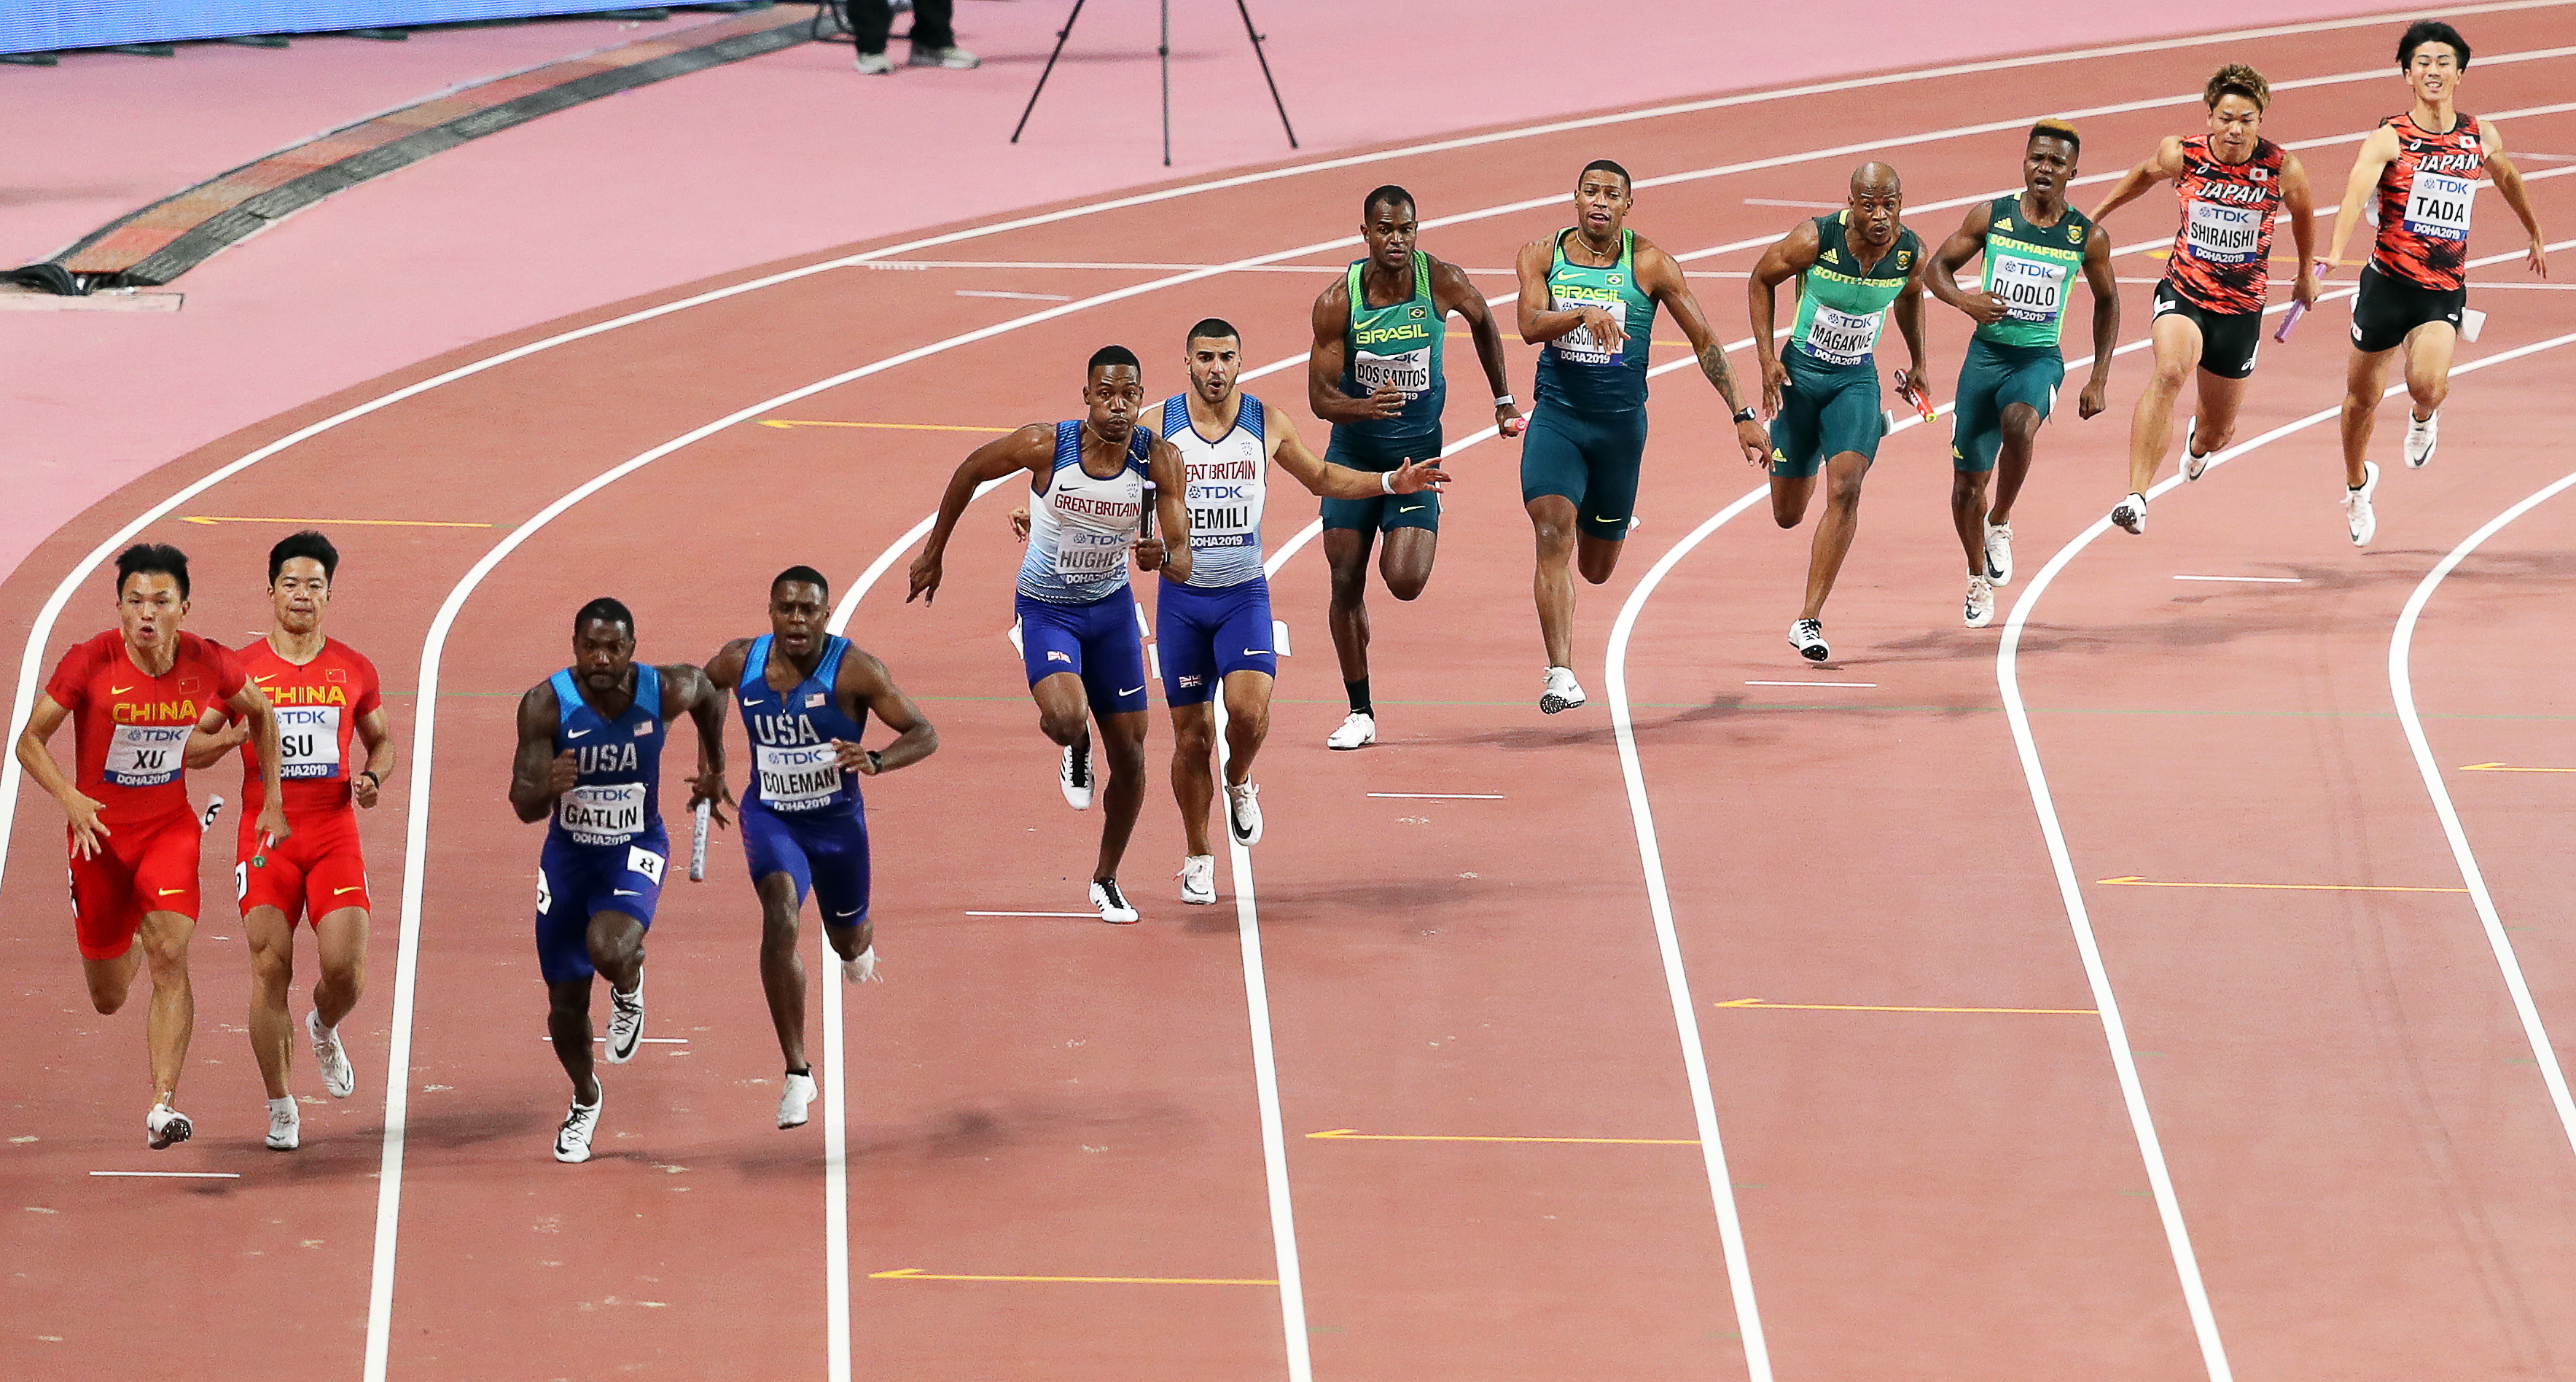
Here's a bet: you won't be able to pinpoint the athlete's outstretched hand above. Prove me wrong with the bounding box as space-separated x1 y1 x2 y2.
2530 235 2552 278
61 791 110 859
1351 383 1408 421
1133 536 1168 572
687 766 733 829
1008 507 1031 542
1733 418 1772 469
546 749 580 799
256 797 293 849
905 550 943 605
1758 355 1788 419
1386 456 1451 494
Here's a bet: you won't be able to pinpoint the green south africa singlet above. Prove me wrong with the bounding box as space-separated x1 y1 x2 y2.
1975 196 2094 351
1787 213 1921 373
1534 228 1658 414
1339 250 1445 440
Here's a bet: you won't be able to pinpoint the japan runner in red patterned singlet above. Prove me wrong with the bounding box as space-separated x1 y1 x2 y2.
2088 64 2319 539
12 544 288 1151
2324 20 2551 540
187 531 397 1151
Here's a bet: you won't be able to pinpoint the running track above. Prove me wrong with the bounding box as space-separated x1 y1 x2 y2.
7 7 2576 1378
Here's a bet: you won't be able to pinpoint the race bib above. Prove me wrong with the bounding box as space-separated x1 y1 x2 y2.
104 723 189 787
2402 171 2475 241
1054 527 1129 577
1352 346 1432 400
274 704 343 780
2183 198 2263 264
557 781 647 845
1991 254 2067 324
1186 478 1260 549
1800 304 1884 367
756 741 843 811
1549 290 1626 365
626 845 666 887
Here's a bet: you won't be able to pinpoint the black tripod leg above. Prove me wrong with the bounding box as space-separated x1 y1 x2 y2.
1233 0 1299 149
1160 0 1172 166
1011 0 1091 145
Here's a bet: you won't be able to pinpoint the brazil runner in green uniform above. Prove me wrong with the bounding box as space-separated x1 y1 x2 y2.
1307 185 1520 751
1748 163 1931 662
1927 120 2119 628
1513 159 1771 713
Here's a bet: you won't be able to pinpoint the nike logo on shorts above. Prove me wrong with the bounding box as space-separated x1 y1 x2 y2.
157 888 185 896
1398 504 1424 513
1244 649 1269 656
335 886 361 895
832 907 862 918
612 889 641 897
1117 686 1145 698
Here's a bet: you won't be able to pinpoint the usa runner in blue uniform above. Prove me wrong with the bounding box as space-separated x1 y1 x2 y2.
908 346 1191 925
509 597 727 1163
1305 185 1520 750
703 566 936 1130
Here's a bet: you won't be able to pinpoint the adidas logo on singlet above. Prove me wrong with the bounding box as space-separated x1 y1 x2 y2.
1819 247 1839 263
1994 217 2013 230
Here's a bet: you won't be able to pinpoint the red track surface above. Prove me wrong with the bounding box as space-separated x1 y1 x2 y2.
7 9 2576 1380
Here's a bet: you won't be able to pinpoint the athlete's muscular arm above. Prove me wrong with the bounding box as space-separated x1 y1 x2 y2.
351 706 395 810
835 646 937 776
509 682 577 825
1631 238 1767 467
662 663 732 827
184 704 245 768
2279 153 2322 308
2088 136 2184 222
2323 126 2402 274
1929 203 2005 324
1134 434 1193 584
2484 121 2552 277
1515 237 1624 352
14 696 109 858
1746 219 1822 419
907 425 1053 605
1889 245 1935 411
1432 256 1523 434
1308 282 1404 423
1268 408 1449 497
702 637 752 695
2077 226 2120 419
225 681 291 846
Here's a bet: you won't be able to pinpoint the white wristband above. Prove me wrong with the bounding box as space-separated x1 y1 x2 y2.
1494 394 1516 408
1380 469 1397 493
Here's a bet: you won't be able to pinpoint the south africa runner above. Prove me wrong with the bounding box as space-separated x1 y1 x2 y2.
704 567 937 1130
1515 157 1771 706
1307 184 1521 749
509 598 728 1163
1928 121 2120 628
1748 163 1932 662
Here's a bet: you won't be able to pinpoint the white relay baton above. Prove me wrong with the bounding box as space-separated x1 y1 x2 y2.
688 799 711 882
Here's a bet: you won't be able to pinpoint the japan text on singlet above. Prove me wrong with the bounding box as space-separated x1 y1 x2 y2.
2164 135 2284 314
1534 227 1658 413
1337 250 1445 440
547 663 666 849
2370 112 2485 291
1787 213 1921 371
735 634 864 816
1975 197 2095 351
1016 420 1153 605
1155 393 1268 590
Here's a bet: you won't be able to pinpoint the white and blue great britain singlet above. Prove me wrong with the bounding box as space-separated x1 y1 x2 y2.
1155 393 1267 590
1015 420 1152 604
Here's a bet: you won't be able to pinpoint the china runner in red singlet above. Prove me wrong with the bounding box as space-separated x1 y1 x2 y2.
187 531 396 1151
2323 20 2551 544
2091 64 2319 536
12 544 287 1149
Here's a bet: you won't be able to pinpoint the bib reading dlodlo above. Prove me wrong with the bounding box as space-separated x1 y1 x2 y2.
1991 254 2066 323
2184 199 2263 264
2403 171 2475 241
275 704 343 779
558 782 647 845
104 724 189 786
755 742 842 812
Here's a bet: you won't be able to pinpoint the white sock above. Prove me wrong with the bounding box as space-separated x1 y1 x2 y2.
843 946 880 983
268 1096 297 1116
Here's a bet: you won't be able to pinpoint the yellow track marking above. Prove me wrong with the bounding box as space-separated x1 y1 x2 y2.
757 420 1014 433
870 1268 1276 1285
2462 762 2576 773
1306 1128 1698 1145
1714 997 2096 1015
177 516 493 528
2097 875 2467 894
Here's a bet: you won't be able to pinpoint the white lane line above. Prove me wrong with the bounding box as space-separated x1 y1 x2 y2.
2390 467 2576 1159
1366 792 1504 799
87 1170 242 1179
956 289 1075 302
1742 198 1846 208
1744 680 1877 687
961 910 1098 918
2172 575 2302 582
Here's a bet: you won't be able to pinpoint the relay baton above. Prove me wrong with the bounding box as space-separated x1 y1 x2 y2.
1138 478 1156 544
2273 300 2307 343
198 795 225 830
1893 372 1937 423
688 799 711 882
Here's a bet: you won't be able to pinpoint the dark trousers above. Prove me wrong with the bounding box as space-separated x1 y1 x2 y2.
846 0 954 53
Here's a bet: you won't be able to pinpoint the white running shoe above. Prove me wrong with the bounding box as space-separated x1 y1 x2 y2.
605 980 644 1063
1090 878 1139 925
1060 738 1095 810
854 50 894 74
777 1071 818 1130
2346 460 2381 547
907 44 980 69
146 1103 192 1150
1225 783 1263 846
1178 854 1216 905
266 1098 300 1151
2182 416 2212 482
1539 665 1586 714
1984 522 2014 585
842 946 881 983
2405 410 2440 468
2111 492 2149 535
1964 574 1997 630
308 1010 354 1098
1789 619 1829 663
554 1096 601 1163
1325 711 1376 751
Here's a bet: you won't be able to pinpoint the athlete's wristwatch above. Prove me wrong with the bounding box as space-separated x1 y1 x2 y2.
1732 407 1758 425
864 749 884 774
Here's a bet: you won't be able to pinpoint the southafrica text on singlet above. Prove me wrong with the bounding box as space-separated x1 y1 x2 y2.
1156 392 1268 590
2370 112 2485 291
547 663 666 849
1015 420 1152 605
1337 250 1445 440
1786 212 1921 371
1975 197 2095 351
736 634 864 816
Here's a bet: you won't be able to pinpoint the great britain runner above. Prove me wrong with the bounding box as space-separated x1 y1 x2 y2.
908 344 1192 925
703 566 936 1130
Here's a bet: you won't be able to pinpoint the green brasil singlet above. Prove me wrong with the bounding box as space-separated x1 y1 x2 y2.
1534 228 1658 413
1339 249 1445 440
1974 195 2094 351
1787 212 1921 372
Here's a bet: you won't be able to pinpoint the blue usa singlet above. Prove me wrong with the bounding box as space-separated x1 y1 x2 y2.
735 634 866 817
547 663 666 849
